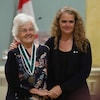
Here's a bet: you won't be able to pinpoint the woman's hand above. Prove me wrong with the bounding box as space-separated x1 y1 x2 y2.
29 88 49 98
48 85 62 99
9 39 20 50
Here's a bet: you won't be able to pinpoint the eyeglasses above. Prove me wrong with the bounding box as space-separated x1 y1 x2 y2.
19 28 34 33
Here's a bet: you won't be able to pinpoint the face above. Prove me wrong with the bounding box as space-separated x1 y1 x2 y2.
59 12 75 35
17 21 36 45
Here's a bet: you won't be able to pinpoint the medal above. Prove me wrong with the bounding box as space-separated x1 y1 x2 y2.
28 76 34 83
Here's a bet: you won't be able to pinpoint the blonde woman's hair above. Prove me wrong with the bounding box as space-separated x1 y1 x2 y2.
51 6 89 52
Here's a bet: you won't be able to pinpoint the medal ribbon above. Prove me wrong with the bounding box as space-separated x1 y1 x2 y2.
18 44 36 75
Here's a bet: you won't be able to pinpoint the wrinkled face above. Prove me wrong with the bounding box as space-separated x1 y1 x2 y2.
17 21 36 45
59 12 75 35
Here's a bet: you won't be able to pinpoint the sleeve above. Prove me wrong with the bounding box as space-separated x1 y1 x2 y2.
45 37 56 89
60 42 92 93
45 37 54 51
5 50 31 97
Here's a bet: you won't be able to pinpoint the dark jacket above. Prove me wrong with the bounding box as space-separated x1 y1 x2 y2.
45 37 92 100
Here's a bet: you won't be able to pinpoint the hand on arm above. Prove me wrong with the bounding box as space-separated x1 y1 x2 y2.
9 39 20 50
29 88 49 99
48 85 62 99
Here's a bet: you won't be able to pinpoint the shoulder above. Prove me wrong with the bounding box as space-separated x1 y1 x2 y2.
45 37 55 50
39 44 50 50
35 43 50 50
5 49 19 66
36 44 50 59
74 38 91 52
83 39 91 50
36 44 50 54
87 39 91 47
45 37 54 44
7 48 19 57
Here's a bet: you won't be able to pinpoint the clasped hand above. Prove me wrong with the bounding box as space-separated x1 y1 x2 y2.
29 85 62 99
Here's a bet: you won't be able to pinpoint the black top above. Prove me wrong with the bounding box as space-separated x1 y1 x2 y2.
45 37 92 100
5 44 49 100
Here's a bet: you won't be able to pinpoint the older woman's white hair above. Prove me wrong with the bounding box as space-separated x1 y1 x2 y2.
12 13 39 40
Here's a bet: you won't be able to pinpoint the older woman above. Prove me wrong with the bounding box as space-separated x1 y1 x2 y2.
5 13 49 100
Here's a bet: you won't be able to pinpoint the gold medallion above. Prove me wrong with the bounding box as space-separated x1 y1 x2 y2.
28 76 34 83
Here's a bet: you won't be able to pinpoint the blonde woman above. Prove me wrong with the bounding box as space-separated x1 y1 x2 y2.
45 6 92 100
